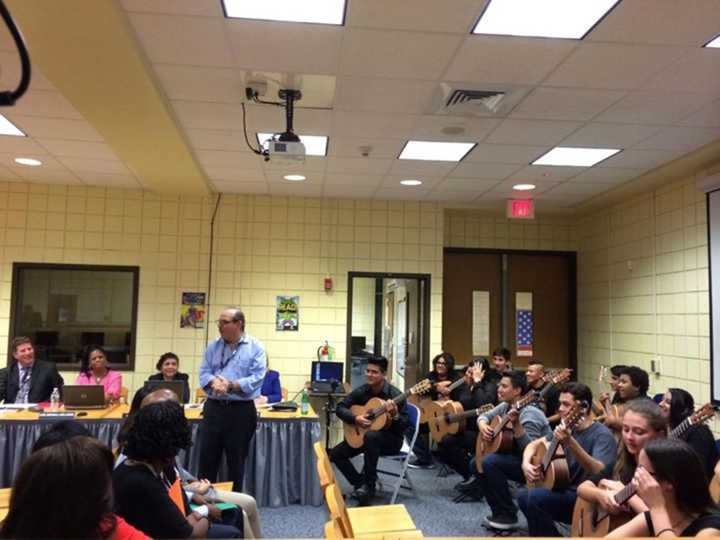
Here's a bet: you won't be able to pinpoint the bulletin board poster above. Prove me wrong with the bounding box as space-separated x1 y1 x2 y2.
276 295 299 331
180 292 206 329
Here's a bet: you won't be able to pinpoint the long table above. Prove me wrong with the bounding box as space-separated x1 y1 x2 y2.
0 404 323 507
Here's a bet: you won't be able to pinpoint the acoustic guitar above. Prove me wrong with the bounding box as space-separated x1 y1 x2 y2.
475 368 572 470
426 401 494 443
343 379 431 448
527 401 587 490
409 376 465 424
571 481 635 537
668 402 716 439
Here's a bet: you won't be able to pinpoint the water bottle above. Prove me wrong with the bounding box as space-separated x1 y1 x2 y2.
301 389 310 415
50 387 60 411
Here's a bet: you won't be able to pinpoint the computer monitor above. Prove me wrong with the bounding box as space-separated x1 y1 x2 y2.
311 361 343 383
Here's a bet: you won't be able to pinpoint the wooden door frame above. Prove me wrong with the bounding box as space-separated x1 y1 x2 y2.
443 247 577 376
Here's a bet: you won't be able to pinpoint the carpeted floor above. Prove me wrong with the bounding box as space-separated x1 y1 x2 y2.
260 457 531 538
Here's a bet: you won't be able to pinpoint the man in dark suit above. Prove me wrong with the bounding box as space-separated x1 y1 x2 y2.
4 336 64 403
0 367 7 402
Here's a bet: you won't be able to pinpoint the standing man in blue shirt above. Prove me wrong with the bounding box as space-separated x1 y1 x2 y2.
199 308 266 492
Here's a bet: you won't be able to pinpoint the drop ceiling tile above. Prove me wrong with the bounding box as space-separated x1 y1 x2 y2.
340 28 462 80
5 116 104 142
172 101 243 130
598 149 683 169
434 177 499 192
323 173 382 188
155 65 244 103
185 129 249 152
642 49 720 94
543 43 688 90
389 160 458 178
491 179 558 194
464 143 547 164
449 161 522 179
203 166 263 182
264 170 325 184
381 175 443 188
509 165 585 182
329 137 404 159
545 182 615 195
57 157 129 175
445 36 577 85
128 13 233 66
72 172 143 189
332 111 416 138
594 92 717 125
269 183 323 197
13 168 82 184
11 91 84 120
0 163 21 181
677 99 720 127
347 0 483 33
535 193 588 206
335 77 436 114
374 187 430 200
212 180 268 194
36 139 120 160
571 167 643 183
486 119 582 145
410 116 501 142
326 157 393 175
586 0 720 46
425 190 485 202
245 105 333 135
0 52 53 91
0 153 65 170
632 126 720 151
195 149 264 171
263 156 327 173
225 20 343 74
510 87 626 121
0 137 51 155
560 122 662 147
121 0 222 16
323 185 376 199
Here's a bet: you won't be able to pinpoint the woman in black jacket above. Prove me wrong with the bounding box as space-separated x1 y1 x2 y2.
147 352 190 404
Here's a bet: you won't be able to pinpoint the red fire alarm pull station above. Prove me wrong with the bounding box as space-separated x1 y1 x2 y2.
507 199 535 219
324 276 333 291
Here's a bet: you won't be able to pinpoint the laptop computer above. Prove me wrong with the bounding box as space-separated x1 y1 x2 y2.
144 380 185 402
310 361 343 393
63 385 106 410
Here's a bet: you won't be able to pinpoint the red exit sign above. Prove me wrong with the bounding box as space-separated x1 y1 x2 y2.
507 199 535 219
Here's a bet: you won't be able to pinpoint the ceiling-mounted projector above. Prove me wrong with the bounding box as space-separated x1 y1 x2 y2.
263 132 306 164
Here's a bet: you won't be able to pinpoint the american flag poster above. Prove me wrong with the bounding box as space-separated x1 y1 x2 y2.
516 292 533 357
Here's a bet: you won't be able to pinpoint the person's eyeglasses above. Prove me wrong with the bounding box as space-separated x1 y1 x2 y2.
216 319 236 326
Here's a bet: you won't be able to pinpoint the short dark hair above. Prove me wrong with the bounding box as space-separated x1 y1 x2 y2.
156 352 180 371
124 401 191 462
432 352 455 373
619 366 649 395
609 364 627 377
527 360 545 369
502 370 528 395
471 356 491 372
558 382 593 407
79 345 108 376
10 336 32 354
230 308 245 325
32 420 92 453
367 355 389 373
0 437 115 539
492 347 511 361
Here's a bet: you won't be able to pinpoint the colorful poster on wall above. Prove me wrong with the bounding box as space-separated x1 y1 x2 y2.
516 291 533 357
276 295 299 331
180 292 206 329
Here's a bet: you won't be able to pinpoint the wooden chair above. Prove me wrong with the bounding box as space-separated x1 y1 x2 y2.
324 517 345 540
0 487 11 510
119 386 129 403
281 387 288 400
325 483 354 538
195 388 207 404
314 441 337 488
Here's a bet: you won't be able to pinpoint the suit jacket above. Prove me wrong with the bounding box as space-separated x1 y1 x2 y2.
5 360 64 403
0 367 7 403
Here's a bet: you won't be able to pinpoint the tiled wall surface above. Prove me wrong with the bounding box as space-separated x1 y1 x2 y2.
575 176 714 429
0 183 443 396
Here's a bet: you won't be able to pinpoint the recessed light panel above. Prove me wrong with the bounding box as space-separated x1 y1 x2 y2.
705 35 720 48
398 140 476 162
283 174 306 181
473 0 621 39
532 147 621 167
513 183 536 191
400 179 423 186
15 157 42 166
0 114 25 137
223 0 346 25
257 133 328 156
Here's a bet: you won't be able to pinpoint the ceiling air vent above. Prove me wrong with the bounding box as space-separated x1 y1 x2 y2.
430 83 528 117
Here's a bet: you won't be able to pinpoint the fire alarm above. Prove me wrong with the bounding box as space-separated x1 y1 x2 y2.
323 276 333 291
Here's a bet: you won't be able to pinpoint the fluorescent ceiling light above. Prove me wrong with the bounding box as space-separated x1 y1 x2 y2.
400 179 423 186
283 174 306 181
257 133 328 156
532 147 621 167
399 140 476 162
473 0 621 39
223 0 346 25
0 114 25 137
704 35 720 48
14 157 42 166
513 183 536 191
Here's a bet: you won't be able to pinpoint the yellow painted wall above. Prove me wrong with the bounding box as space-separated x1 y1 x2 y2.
0 182 443 398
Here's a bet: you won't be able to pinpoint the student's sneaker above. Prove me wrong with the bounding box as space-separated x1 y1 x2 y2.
483 513 519 531
407 457 435 469
354 483 376 506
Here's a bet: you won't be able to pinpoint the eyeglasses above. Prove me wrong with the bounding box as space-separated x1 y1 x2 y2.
216 319 237 326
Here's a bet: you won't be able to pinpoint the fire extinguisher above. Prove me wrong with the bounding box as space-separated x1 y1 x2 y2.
317 341 329 362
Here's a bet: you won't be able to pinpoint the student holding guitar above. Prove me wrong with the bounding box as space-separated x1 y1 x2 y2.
517 382 617 537
573 398 667 536
601 366 650 433
659 388 719 480
434 359 497 488
329 356 409 506
466 370 552 530
526 361 561 425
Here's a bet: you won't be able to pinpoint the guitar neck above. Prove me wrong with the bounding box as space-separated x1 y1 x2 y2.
669 417 692 439
541 437 562 471
368 388 412 417
446 405 491 424
446 377 465 393
613 482 637 505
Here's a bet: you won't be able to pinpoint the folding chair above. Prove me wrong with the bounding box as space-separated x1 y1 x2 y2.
378 402 419 504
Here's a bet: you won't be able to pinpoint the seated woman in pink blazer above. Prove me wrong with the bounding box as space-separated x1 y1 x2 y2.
75 345 122 403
